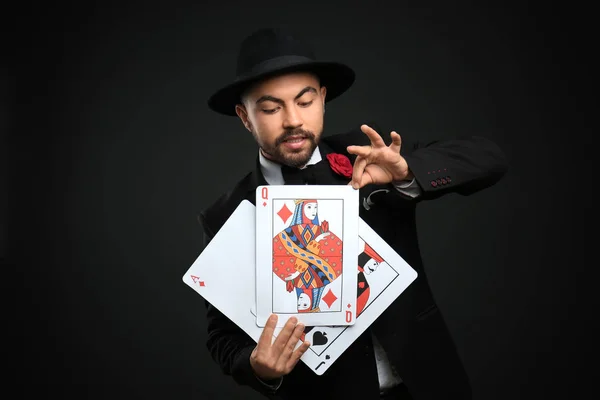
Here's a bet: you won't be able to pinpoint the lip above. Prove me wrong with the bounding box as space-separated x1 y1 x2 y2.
281 136 307 150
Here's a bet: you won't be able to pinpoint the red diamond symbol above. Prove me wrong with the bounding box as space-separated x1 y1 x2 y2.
263 202 266 207
191 275 205 287
322 289 338 308
277 203 293 223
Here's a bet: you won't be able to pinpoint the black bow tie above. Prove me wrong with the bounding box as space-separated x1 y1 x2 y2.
281 161 327 185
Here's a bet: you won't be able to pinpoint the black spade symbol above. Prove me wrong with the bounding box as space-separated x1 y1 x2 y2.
312 331 328 346
325 355 330 360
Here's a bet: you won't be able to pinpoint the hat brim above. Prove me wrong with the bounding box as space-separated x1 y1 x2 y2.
207 59 355 116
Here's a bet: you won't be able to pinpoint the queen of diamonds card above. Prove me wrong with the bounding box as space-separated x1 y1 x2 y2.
255 185 359 328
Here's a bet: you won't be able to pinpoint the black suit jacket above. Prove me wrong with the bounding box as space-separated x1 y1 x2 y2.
196 123 508 400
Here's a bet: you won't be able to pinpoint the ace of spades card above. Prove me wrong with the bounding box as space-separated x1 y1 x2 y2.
255 185 360 328
251 217 418 375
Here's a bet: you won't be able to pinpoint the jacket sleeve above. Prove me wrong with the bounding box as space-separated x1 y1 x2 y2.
198 213 281 398
396 135 509 201
327 122 508 202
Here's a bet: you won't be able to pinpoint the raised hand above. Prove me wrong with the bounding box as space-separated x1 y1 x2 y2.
347 124 413 189
250 314 311 380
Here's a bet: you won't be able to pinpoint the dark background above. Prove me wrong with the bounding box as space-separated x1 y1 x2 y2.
5 1 590 399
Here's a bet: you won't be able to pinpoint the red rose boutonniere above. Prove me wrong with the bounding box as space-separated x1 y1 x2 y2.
326 153 353 178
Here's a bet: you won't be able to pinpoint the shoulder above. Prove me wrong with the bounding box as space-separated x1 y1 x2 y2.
197 171 257 238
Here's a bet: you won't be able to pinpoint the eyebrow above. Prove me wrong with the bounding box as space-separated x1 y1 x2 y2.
255 86 318 105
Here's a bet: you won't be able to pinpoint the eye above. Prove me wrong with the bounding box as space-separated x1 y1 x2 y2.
262 108 278 114
299 101 313 107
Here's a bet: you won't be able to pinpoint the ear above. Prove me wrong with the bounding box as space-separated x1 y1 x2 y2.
235 104 252 132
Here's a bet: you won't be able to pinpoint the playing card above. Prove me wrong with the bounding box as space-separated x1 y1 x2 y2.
252 217 417 375
182 200 263 341
255 185 360 328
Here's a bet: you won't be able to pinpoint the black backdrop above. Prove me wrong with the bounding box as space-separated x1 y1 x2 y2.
5 1 590 399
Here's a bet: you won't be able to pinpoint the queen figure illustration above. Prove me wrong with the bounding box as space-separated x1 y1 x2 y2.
272 199 344 313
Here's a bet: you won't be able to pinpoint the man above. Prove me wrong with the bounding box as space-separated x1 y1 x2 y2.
197 27 508 399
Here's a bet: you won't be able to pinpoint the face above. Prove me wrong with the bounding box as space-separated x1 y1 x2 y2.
303 202 318 220
297 292 311 310
363 258 379 275
235 71 327 168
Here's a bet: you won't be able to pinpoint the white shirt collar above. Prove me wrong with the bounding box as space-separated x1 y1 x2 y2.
258 147 323 185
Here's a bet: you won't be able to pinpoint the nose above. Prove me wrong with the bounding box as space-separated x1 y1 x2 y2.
283 106 303 129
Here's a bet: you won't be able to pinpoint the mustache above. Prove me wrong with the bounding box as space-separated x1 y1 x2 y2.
276 129 315 145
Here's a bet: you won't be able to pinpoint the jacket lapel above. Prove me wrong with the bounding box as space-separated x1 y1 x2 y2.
244 155 268 204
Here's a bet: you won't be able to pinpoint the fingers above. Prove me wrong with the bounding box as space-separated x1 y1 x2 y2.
390 131 402 153
351 156 368 189
274 318 308 372
347 124 384 158
278 323 309 372
285 340 311 371
272 316 299 354
252 315 309 379
257 314 278 349
283 321 306 356
346 144 371 158
360 124 386 147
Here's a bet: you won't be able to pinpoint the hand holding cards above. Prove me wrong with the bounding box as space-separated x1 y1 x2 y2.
183 188 418 376
252 208 418 375
250 314 311 381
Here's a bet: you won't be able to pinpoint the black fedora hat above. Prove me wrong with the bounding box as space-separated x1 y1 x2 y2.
207 27 356 116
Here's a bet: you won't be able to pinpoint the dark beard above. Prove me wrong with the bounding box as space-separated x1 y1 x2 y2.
259 128 320 168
